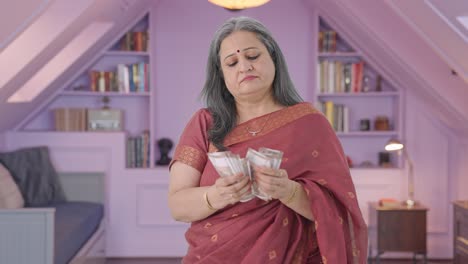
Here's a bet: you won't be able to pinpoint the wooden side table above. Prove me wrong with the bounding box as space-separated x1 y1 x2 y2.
453 200 468 264
368 202 428 264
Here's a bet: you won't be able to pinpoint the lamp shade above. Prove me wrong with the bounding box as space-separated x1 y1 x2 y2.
208 0 270 10
384 138 404 152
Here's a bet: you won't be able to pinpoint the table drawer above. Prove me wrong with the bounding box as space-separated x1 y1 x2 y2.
457 237 468 253
455 209 468 241
455 209 468 223
378 210 426 252
454 254 468 264
455 240 468 264
453 201 468 264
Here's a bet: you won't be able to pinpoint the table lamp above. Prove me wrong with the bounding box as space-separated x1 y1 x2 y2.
384 138 415 207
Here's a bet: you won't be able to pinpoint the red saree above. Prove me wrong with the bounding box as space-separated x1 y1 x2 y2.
170 102 368 263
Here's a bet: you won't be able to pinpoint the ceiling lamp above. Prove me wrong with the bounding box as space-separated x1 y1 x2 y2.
208 0 270 10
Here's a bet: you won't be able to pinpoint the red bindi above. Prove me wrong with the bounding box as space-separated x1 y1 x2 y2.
237 49 240 53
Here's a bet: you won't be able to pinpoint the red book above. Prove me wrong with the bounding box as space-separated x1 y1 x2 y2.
134 32 143 52
89 71 98 92
143 31 148 51
378 198 400 207
104 72 111 92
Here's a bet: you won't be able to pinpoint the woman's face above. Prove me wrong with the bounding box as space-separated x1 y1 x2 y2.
219 31 275 101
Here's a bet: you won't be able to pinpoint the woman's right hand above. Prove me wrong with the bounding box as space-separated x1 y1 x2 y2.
206 173 251 209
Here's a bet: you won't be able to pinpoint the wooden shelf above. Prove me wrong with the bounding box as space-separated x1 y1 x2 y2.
316 16 402 168
60 91 150 97
349 167 399 171
336 131 398 137
103 51 149 56
317 92 399 97
318 52 361 57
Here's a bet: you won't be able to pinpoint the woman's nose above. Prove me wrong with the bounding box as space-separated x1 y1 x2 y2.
238 58 252 72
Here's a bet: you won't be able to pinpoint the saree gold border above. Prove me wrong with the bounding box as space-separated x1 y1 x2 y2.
348 211 360 264
174 145 207 173
209 103 319 152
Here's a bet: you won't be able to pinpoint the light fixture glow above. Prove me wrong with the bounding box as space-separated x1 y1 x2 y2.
208 0 270 10
384 139 404 151
457 16 468 31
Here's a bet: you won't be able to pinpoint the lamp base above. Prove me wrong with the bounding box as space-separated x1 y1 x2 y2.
404 199 416 208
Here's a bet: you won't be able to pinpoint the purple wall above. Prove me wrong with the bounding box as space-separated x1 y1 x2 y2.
152 0 314 142
453 139 468 199
2 0 467 258
149 0 468 258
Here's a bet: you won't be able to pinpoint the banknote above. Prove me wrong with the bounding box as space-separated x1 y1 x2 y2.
208 151 235 177
208 151 254 202
226 153 255 202
208 147 284 202
246 148 273 201
259 147 283 170
239 158 255 202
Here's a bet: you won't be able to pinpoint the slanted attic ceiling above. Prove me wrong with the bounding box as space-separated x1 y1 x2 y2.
388 0 468 84
0 0 152 132
309 0 468 135
0 0 467 134
0 0 52 52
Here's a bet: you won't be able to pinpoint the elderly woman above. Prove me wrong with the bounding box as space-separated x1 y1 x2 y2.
168 16 367 263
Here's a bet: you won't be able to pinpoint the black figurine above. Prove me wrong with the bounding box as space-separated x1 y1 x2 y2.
156 138 173 166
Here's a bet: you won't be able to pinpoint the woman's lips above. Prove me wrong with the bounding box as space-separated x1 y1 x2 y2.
242 75 257 82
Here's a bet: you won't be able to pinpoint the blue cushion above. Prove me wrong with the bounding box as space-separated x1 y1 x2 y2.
51 201 104 264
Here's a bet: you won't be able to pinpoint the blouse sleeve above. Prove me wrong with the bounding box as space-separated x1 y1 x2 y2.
168 109 211 173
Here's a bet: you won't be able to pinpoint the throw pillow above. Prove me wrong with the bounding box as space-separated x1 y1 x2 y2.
0 162 25 208
0 146 67 206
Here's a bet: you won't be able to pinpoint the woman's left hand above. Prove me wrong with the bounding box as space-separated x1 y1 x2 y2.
253 166 293 200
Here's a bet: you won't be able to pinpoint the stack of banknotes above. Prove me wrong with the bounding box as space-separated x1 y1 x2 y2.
208 147 283 202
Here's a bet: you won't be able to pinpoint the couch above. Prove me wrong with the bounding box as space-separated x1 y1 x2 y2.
0 146 105 264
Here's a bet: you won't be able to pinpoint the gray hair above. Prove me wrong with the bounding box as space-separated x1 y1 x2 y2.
201 16 303 151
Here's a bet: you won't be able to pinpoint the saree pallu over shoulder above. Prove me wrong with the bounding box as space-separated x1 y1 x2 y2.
282 105 368 264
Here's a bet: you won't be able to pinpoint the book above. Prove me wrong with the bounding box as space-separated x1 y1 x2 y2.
53 108 87 131
378 198 401 208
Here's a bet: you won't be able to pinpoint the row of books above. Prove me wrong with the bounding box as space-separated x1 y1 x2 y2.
317 60 364 94
318 30 337 52
317 101 349 132
126 130 150 168
89 62 149 93
53 108 88 131
118 31 149 52
53 108 123 132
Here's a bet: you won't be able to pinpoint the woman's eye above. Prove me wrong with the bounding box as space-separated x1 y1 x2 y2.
227 61 238 67
225 53 258 67
247 54 260 60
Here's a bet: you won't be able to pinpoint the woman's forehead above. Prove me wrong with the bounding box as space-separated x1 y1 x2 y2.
219 31 263 57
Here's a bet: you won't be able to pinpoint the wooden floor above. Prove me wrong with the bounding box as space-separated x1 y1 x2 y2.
106 258 453 264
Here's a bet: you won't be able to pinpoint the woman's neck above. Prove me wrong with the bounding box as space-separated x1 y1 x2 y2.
236 95 283 124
